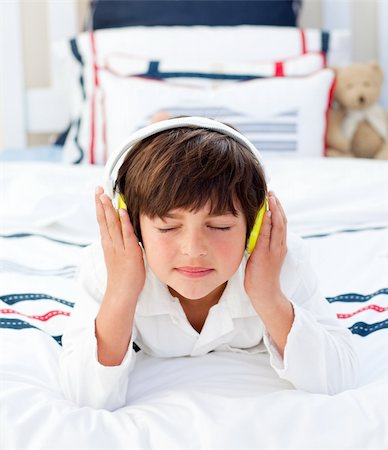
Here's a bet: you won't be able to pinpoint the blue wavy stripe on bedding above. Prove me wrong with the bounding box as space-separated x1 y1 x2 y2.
0 318 62 345
302 225 388 239
349 319 388 337
0 318 142 351
0 233 90 247
0 260 78 278
326 288 388 304
0 293 74 308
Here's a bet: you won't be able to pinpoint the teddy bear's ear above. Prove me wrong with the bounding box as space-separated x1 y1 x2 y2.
369 60 384 82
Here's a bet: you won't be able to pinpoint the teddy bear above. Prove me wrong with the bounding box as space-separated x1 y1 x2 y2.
327 61 388 159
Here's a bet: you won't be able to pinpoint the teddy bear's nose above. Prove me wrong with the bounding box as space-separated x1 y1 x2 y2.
359 95 365 104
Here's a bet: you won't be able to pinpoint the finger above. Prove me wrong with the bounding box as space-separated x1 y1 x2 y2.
118 208 137 249
95 187 110 239
100 193 124 247
275 195 287 227
254 209 272 254
274 195 288 248
268 193 285 252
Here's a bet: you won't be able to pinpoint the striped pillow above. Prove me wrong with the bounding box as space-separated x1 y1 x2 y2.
62 69 335 165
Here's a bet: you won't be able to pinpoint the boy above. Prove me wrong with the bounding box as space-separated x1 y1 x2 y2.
60 117 359 411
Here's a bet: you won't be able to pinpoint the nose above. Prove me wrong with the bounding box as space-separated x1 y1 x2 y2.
359 95 365 104
180 229 208 257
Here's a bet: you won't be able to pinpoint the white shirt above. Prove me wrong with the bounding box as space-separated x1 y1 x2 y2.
59 232 359 411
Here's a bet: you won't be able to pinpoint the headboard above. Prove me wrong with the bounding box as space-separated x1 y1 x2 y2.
1 0 388 150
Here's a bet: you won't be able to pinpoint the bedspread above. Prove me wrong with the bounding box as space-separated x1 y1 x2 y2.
1 159 387 449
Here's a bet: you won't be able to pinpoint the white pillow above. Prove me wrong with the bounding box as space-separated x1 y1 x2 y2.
76 26 350 66
62 68 335 165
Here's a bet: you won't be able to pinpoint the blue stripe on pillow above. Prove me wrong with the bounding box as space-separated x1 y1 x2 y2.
143 61 263 81
70 39 86 101
144 106 299 153
321 31 330 55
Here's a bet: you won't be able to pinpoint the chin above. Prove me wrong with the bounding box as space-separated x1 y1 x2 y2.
174 285 212 301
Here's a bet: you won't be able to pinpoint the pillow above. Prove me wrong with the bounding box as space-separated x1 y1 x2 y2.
90 0 300 28
71 26 351 66
62 69 335 165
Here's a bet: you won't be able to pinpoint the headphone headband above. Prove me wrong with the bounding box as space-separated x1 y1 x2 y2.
103 116 265 203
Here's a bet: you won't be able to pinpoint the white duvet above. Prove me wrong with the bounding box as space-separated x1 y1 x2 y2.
1 158 388 449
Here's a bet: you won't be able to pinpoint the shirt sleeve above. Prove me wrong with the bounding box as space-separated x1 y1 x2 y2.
263 239 360 395
59 242 136 411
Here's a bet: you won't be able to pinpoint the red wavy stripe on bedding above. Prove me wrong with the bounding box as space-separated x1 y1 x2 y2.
337 304 388 319
0 308 70 321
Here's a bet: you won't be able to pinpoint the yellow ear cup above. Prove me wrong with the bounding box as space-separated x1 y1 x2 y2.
246 197 268 254
118 193 127 211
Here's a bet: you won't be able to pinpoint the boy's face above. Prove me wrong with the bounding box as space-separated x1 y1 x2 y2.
140 201 247 303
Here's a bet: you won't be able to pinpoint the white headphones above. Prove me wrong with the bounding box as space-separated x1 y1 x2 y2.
103 116 266 209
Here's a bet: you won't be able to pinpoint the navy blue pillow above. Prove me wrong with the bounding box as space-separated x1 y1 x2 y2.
90 0 301 29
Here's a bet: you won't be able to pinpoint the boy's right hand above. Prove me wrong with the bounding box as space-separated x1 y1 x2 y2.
95 186 146 302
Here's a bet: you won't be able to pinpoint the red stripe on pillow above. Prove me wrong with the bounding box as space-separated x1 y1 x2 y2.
300 29 307 54
89 32 100 165
275 62 284 77
323 75 336 156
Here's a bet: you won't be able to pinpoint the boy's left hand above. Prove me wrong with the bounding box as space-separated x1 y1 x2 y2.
244 191 288 304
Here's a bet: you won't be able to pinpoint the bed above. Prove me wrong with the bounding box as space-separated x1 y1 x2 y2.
1 2 388 449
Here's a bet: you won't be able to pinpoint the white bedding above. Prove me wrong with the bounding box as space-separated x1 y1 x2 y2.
1 158 388 449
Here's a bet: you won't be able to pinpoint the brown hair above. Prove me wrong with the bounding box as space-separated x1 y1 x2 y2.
114 126 267 243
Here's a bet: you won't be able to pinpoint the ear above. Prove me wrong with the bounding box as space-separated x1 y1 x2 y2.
369 60 384 83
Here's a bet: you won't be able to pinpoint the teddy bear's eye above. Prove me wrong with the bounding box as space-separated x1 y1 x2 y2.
363 81 371 88
346 83 354 89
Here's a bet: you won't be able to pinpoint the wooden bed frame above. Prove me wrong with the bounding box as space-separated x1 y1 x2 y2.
1 0 387 150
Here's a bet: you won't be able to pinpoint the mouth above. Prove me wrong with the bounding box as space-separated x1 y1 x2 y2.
175 267 214 278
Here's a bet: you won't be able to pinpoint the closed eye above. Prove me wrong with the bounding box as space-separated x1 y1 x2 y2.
157 227 178 233
208 226 231 231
